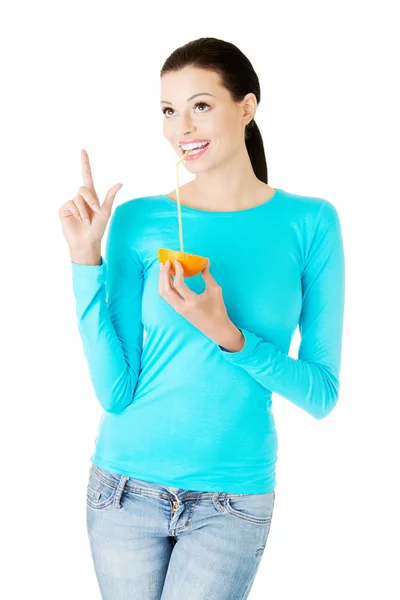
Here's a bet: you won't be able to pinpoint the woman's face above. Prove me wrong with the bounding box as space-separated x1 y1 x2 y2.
160 66 256 173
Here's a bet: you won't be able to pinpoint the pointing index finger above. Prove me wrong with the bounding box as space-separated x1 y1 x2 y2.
81 149 96 196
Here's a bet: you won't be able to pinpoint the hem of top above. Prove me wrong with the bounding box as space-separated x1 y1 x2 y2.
90 455 276 495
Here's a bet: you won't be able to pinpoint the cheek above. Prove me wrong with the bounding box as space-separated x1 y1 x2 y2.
208 120 233 146
163 118 174 135
162 122 170 139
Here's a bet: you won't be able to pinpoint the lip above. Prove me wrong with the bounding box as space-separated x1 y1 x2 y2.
176 139 211 155
177 138 210 146
182 142 211 161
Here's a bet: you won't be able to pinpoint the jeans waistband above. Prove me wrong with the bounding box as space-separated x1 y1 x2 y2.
90 463 253 506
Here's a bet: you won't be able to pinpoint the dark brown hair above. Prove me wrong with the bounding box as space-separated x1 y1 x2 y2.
160 37 268 184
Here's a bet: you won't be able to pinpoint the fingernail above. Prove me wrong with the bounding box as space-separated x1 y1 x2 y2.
85 218 90 226
92 205 99 212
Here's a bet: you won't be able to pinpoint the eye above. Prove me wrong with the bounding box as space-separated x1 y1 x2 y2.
162 107 174 117
193 101 210 112
161 102 210 118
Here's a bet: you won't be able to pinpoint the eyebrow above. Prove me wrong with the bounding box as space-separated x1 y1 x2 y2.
160 92 216 105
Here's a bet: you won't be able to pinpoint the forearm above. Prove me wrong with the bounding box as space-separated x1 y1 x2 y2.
218 326 341 420
71 259 142 414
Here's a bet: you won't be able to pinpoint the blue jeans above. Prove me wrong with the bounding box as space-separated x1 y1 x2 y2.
86 463 276 599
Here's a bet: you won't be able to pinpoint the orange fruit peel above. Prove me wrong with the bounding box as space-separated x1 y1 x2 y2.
158 248 208 278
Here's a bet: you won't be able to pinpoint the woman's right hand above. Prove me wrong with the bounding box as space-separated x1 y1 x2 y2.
58 149 123 251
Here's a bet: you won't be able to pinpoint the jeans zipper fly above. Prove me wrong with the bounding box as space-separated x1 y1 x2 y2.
171 499 179 516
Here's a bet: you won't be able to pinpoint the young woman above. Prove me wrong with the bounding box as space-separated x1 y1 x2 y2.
59 37 345 600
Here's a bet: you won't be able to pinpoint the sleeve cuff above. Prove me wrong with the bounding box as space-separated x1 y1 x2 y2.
218 327 260 362
71 255 107 279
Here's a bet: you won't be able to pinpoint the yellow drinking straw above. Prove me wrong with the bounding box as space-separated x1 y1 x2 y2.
158 148 209 278
175 148 192 253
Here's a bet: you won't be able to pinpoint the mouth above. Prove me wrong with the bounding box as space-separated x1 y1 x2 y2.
178 141 211 159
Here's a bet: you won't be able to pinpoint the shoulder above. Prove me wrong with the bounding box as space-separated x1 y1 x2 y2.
279 187 336 211
278 188 340 227
114 194 162 214
110 195 166 228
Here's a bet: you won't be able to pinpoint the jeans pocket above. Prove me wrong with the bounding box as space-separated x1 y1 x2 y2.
224 491 275 525
86 465 117 510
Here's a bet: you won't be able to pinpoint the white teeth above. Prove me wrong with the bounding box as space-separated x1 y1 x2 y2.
180 141 209 150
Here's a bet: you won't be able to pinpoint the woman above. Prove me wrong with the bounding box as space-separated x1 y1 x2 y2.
59 37 345 600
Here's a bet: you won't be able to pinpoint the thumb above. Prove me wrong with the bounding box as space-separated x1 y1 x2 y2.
201 260 216 283
102 183 123 216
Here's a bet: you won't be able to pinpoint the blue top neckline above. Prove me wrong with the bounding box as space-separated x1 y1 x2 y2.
159 187 282 216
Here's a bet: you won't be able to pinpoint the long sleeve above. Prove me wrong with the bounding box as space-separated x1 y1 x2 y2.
218 200 345 420
71 204 144 414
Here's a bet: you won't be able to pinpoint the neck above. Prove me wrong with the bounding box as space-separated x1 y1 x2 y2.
189 145 263 211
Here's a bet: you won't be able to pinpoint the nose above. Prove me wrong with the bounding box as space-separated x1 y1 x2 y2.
175 126 196 137
173 115 196 138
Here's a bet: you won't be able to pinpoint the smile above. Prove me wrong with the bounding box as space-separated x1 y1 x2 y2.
181 142 211 160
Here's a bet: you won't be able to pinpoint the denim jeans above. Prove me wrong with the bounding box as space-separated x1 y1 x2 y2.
86 463 276 599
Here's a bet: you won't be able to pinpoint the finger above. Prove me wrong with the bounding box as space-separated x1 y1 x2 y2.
159 261 176 295
102 183 123 216
67 199 83 223
78 185 101 214
172 260 195 301
165 261 181 292
201 260 220 291
81 149 97 197
73 194 92 227
159 261 185 309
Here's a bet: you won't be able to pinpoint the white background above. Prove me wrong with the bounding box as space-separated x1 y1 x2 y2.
1 1 399 598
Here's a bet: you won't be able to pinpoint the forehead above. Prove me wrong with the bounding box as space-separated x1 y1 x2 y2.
160 66 223 101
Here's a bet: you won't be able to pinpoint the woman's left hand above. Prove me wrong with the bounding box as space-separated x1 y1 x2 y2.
159 259 244 350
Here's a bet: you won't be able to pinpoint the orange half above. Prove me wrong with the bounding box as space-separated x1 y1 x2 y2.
158 248 209 278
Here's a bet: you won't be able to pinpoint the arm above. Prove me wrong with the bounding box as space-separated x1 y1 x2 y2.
71 204 144 414
218 200 345 420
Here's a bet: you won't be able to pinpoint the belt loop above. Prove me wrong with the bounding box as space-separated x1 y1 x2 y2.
212 491 226 513
113 475 129 509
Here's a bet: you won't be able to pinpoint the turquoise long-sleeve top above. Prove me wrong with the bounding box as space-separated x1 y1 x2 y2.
71 187 345 494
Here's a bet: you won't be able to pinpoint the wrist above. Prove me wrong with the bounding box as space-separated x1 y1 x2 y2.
218 324 245 353
70 245 101 266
